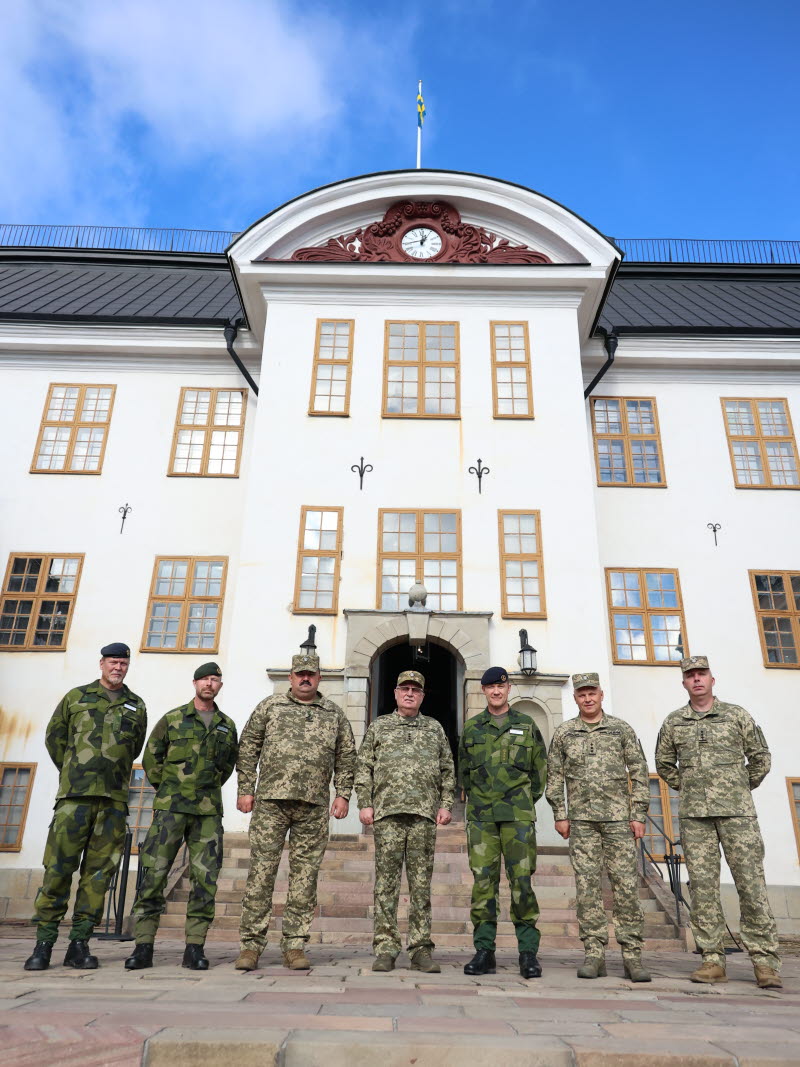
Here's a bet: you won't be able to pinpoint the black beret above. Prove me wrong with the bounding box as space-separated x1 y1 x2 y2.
101 642 130 658
194 661 222 680
481 666 509 686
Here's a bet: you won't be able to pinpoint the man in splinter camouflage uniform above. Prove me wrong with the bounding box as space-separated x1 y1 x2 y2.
125 662 237 971
458 666 547 979
546 672 651 981
656 655 781 989
235 652 356 971
24 642 147 972
355 670 455 973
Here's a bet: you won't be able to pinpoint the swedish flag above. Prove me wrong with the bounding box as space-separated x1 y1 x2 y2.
417 85 426 128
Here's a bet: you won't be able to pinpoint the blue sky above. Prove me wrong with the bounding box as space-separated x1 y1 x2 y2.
3 0 798 239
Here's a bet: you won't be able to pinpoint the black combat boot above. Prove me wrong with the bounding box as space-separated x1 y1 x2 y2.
23 941 53 971
64 938 99 969
519 951 542 979
182 944 209 970
125 943 154 970
463 949 496 975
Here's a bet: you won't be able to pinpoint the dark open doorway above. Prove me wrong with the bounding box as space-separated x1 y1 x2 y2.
371 641 460 760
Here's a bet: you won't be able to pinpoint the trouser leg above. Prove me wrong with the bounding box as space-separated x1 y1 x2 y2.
570 820 607 956
184 814 223 945
281 801 329 951
33 799 96 943
70 799 127 941
372 815 407 958
239 799 290 953
501 820 540 954
133 810 189 944
681 817 725 966
717 817 780 971
467 820 502 951
405 815 437 954
601 821 644 958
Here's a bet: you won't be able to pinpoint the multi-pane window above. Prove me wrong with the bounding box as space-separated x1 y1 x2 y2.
383 322 459 417
293 507 344 614
722 398 799 488
309 320 354 415
0 554 83 651
749 571 800 667
142 557 227 652
0 764 36 851
491 322 533 418
127 765 155 852
169 388 246 476
646 776 681 862
606 568 686 664
591 397 666 486
378 510 461 610
787 779 800 862
498 511 546 618
31 384 115 473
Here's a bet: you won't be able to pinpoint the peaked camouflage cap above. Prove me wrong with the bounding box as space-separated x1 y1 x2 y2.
572 671 601 689
396 670 425 689
291 653 320 673
680 655 710 673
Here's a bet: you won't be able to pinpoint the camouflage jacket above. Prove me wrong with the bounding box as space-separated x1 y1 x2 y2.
143 701 238 816
546 713 649 823
655 698 770 818
355 711 456 823
45 679 147 806
237 690 356 806
458 708 547 824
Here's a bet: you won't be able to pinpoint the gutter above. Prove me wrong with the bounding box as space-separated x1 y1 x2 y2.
224 318 259 396
583 329 618 399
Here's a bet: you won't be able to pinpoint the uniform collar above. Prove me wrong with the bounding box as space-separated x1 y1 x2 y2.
680 697 721 719
285 689 327 710
186 699 220 722
90 680 131 703
393 709 421 726
479 706 525 735
573 711 607 731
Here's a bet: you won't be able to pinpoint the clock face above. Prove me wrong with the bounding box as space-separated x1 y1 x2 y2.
401 226 443 260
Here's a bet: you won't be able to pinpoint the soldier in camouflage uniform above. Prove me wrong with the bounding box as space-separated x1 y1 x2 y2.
24 642 147 972
355 670 455 973
234 652 356 971
125 662 237 971
458 666 547 979
656 655 781 989
546 672 651 981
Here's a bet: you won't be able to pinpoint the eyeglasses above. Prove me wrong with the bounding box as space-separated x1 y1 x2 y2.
395 686 424 694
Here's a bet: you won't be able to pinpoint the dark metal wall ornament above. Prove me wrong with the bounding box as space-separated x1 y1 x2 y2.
468 459 490 494
351 457 373 490
300 625 317 654
118 503 132 534
707 523 721 546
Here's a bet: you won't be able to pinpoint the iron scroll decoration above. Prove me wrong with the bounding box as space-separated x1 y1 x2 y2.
351 457 373 490
468 459 490 494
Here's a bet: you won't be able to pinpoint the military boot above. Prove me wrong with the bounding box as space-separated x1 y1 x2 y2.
754 964 782 989
690 959 727 983
577 955 607 979
283 948 311 970
519 952 542 979
124 943 154 970
410 948 441 973
64 939 99 969
623 957 652 983
372 955 396 972
182 944 209 970
23 941 53 971
463 949 496 975
234 948 260 971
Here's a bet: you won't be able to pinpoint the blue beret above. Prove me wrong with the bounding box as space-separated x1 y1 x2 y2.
101 642 130 658
481 666 509 686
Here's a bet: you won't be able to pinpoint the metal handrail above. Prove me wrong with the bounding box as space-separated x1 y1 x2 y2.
639 814 685 931
96 829 136 941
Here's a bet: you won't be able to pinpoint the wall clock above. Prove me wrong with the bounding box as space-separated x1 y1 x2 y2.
400 226 443 260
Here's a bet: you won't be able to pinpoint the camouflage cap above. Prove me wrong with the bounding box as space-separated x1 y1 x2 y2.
101 642 130 658
481 666 509 686
194 661 222 681
572 672 601 690
680 655 710 673
396 670 425 689
291 653 320 673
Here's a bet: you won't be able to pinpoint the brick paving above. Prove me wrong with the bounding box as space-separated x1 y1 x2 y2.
0 937 797 1065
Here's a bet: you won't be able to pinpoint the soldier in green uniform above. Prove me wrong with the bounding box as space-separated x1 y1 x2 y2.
546 672 651 981
124 662 237 971
24 642 147 972
355 670 455 973
458 666 547 978
656 655 781 989
234 652 356 972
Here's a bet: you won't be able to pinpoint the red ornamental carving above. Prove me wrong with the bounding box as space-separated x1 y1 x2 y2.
259 200 551 264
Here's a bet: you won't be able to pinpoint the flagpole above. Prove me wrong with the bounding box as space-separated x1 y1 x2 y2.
416 79 422 169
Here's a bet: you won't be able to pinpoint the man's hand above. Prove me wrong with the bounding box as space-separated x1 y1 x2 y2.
436 808 452 826
359 806 374 826
554 819 571 840
331 797 349 819
237 794 254 814
630 820 645 840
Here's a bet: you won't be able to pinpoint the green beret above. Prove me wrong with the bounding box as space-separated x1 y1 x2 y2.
194 661 222 681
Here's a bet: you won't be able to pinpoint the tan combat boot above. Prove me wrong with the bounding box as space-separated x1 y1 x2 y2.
283 948 311 970
754 964 782 989
235 948 260 971
690 959 727 983
577 955 607 979
623 957 652 983
410 948 441 973
372 955 396 972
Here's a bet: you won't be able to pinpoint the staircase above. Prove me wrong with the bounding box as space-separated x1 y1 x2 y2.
160 822 686 950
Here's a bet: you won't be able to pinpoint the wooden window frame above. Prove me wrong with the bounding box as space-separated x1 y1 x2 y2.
127 764 155 854
605 567 687 666
490 321 534 419
497 510 546 618
646 774 681 863
168 387 247 478
0 763 36 852
749 569 800 669
293 506 344 615
376 508 463 610
308 319 354 417
31 383 116 475
721 397 800 490
382 320 461 419
0 553 84 652
591 396 667 487
787 778 800 862
141 556 228 653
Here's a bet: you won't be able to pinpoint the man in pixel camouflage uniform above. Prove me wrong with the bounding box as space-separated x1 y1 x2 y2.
24 642 147 971
546 672 651 981
656 655 781 988
125 662 237 971
458 666 547 978
234 652 356 971
355 670 455 973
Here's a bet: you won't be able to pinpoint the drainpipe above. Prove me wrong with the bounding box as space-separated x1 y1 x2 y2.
583 329 618 399
224 317 259 396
